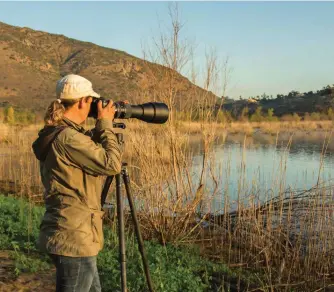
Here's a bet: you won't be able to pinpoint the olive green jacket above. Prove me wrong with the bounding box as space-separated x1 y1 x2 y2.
32 118 121 257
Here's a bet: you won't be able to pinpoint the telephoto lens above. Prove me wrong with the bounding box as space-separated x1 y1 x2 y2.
89 98 169 124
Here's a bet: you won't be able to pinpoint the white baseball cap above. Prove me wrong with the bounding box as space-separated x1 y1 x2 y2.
56 74 100 100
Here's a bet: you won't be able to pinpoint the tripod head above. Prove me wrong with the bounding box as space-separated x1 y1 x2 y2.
113 122 126 129
113 122 126 146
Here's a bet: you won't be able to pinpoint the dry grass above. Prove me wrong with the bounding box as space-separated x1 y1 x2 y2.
1 117 333 290
175 120 334 135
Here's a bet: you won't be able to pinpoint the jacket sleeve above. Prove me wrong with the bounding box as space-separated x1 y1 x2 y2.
63 119 122 176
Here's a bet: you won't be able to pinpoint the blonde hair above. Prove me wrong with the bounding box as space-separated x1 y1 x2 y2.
44 99 79 126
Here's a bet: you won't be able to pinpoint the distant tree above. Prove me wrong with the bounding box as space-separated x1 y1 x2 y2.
238 107 249 122
281 113 301 122
328 108 334 120
216 110 233 123
250 106 263 122
320 87 332 96
310 112 321 121
261 92 269 100
287 90 300 98
5 106 15 124
0 108 4 123
27 111 36 124
292 113 301 122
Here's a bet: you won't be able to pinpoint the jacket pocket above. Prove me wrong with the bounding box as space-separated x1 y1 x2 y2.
91 210 105 244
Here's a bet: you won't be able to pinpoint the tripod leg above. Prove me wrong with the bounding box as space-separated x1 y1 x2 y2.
101 175 114 207
116 173 127 292
122 165 155 292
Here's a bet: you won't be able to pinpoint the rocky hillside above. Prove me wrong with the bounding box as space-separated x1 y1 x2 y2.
0 21 214 114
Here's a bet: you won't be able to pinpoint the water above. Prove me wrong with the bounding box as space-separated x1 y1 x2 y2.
191 134 334 213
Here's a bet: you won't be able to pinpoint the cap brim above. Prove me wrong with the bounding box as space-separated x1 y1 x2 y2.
88 90 100 98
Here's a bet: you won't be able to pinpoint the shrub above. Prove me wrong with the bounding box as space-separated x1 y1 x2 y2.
328 108 334 120
266 108 279 122
250 106 264 122
4 106 15 125
216 110 233 123
310 112 321 121
281 113 301 122
238 107 249 122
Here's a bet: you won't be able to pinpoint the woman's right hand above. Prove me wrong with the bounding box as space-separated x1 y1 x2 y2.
97 100 116 120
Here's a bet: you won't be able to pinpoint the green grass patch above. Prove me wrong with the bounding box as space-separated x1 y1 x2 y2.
0 195 258 291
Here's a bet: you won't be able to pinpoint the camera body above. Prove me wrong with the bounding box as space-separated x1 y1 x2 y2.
88 97 169 124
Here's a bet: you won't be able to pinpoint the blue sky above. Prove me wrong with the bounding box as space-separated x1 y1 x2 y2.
0 1 333 99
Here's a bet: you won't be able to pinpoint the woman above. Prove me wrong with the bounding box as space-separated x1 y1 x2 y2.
32 74 122 292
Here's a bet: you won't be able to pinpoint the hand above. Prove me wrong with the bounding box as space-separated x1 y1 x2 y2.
97 100 116 120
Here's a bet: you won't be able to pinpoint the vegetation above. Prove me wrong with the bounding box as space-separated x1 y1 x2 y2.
0 195 258 291
0 106 36 125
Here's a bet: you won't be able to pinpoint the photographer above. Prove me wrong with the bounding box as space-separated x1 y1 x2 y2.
32 74 122 292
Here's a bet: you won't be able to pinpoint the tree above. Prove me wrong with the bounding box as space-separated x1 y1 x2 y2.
287 90 299 98
0 108 4 123
238 107 249 122
250 106 263 122
327 108 334 120
5 106 15 124
261 92 269 100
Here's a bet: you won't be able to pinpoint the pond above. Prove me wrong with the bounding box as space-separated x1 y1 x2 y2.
191 132 334 213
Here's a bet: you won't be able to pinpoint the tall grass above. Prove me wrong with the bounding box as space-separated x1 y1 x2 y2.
1 115 333 291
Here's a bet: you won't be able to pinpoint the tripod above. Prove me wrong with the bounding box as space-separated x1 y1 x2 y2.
101 123 154 292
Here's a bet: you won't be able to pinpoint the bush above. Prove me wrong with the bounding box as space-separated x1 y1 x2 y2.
238 107 249 122
216 110 233 123
310 112 321 121
266 108 279 122
328 108 334 120
4 106 15 124
281 113 301 122
250 106 264 122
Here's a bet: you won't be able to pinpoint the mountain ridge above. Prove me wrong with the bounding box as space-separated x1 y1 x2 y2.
0 21 214 114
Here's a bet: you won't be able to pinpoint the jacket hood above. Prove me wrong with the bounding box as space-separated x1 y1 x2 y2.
32 125 67 161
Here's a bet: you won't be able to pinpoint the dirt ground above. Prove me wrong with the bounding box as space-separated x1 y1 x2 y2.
0 251 55 292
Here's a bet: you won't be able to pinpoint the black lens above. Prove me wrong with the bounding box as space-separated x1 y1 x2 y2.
130 102 169 124
89 99 169 124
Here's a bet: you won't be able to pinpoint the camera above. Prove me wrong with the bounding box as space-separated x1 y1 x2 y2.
88 98 169 124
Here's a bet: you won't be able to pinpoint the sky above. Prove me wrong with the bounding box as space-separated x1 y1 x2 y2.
0 1 333 99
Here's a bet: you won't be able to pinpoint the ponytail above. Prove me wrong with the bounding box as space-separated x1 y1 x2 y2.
44 99 79 126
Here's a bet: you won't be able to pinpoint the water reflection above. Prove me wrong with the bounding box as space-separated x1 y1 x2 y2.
191 133 334 213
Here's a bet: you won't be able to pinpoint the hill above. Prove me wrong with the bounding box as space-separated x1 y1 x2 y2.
221 87 334 118
0 21 214 114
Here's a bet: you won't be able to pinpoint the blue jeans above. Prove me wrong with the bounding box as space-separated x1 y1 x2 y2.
50 254 101 292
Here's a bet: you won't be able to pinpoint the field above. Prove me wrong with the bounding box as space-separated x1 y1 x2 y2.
0 119 333 291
